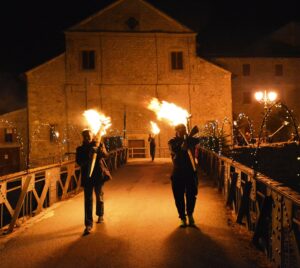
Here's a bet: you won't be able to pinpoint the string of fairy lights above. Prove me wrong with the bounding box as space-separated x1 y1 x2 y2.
253 101 300 170
201 118 233 154
30 123 84 164
1 99 299 175
235 113 255 141
0 118 27 168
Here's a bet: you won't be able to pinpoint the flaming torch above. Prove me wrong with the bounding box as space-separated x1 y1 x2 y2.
148 98 190 127
83 109 112 178
147 98 197 171
150 121 160 136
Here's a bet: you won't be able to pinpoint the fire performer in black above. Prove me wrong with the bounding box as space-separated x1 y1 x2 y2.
76 129 109 235
168 124 199 227
148 134 156 161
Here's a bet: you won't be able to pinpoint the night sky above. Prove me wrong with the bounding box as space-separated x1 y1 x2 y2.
0 0 299 112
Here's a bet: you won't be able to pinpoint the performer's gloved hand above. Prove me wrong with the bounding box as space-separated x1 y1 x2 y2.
92 146 100 153
181 140 188 151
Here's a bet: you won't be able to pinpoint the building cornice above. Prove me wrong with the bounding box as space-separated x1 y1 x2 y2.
65 31 197 37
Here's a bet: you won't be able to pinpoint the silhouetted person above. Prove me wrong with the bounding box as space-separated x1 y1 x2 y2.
148 134 156 161
168 124 199 227
76 129 109 235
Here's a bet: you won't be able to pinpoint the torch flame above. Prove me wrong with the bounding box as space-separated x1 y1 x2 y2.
83 109 111 136
148 98 190 126
150 121 160 135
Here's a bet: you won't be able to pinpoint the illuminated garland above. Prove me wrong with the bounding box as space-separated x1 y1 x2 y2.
0 118 27 168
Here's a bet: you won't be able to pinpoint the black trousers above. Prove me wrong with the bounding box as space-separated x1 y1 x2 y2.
150 146 155 161
171 174 198 219
84 180 104 227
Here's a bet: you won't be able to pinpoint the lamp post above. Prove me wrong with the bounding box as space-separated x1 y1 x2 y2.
254 90 278 142
254 90 277 112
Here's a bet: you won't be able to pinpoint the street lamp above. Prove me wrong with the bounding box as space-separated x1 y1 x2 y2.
254 90 277 110
254 90 278 142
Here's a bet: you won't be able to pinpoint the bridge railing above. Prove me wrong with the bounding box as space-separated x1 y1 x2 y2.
0 148 128 234
128 147 170 158
198 146 300 268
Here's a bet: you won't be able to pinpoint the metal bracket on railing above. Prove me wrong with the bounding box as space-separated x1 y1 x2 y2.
6 175 32 234
281 197 300 267
237 180 252 225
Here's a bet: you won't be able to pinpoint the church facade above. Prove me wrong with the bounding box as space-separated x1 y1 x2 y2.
25 0 232 165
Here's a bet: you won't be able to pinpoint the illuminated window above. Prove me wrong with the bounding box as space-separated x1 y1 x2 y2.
81 50 95 70
171 51 183 70
243 91 252 104
50 124 59 143
4 128 14 143
242 64 250 76
275 64 283 76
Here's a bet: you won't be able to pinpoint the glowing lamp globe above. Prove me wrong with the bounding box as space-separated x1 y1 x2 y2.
267 91 277 102
254 91 263 102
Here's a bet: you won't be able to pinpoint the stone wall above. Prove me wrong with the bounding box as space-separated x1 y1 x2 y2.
26 54 67 166
64 32 232 155
0 108 28 171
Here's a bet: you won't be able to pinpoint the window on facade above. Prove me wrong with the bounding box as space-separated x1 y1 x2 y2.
275 64 283 76
50 124 59 143
243 91 252 104
242 64 250 76
125 17 139 30
4 128 13 143
81 50 95 70
171 51 183 70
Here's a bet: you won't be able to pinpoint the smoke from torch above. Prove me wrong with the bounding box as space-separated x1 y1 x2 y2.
83 109 111 178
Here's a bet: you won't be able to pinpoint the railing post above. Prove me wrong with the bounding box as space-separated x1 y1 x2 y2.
48 167 60 206
226 171 238 209
252 194 273 253
6 175 32 234
218 161 225 192
237 180 252 225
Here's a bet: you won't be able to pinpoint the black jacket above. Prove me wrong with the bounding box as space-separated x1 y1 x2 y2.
168 136 199 177
76 141 108 187
148 137 156 148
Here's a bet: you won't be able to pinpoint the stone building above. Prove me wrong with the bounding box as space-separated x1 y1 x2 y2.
0 108 28 174
212 22 300 134
26 0 232 166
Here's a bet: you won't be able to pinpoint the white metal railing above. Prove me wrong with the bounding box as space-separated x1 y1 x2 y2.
128 147 170 158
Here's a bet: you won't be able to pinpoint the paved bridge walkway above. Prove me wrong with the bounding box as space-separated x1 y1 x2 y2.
0 159 270 268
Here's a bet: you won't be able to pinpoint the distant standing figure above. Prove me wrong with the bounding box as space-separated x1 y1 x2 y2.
148 134 156 161
76 129 109 235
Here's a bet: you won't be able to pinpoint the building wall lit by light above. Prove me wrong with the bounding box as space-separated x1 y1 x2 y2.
25 0 233 164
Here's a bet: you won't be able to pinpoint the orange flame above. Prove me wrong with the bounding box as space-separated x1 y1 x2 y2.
83 109 111 136
148 98 190 126
150 121 160 135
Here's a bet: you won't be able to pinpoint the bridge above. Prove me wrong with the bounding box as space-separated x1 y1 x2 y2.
1 147 299 268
